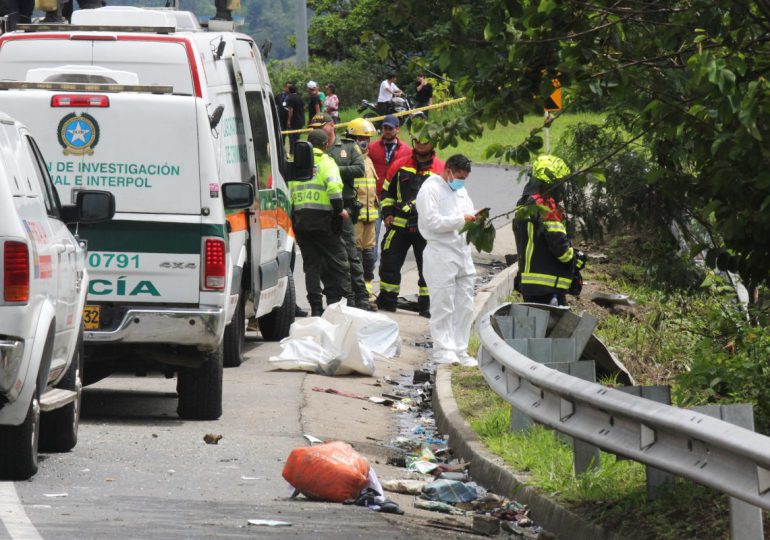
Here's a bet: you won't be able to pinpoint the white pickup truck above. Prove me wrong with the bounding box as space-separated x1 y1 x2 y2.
0 111 114 480
0 7 315 421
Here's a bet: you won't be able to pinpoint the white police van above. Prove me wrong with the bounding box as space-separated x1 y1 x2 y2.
0 7 314 420
0 112 114 479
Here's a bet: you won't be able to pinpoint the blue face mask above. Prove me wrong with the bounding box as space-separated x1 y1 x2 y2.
448 179 465 191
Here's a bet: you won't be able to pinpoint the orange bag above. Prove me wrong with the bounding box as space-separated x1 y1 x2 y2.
282 441 370 502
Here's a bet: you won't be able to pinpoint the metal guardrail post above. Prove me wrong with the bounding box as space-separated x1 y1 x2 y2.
478 304 770 511
694 404 764 540
617 385 676 499
501 306 601 474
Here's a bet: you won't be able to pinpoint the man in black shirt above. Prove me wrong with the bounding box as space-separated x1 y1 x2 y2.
285 84 305 155
415 73 434 118
276 82 290 131
307 81 323 125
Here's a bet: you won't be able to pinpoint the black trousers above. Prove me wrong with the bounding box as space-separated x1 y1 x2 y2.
377 228 429 310
295 228 351 308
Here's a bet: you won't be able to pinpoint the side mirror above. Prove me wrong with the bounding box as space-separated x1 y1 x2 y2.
290 141 314 181
222 182 255 210
63 190 115 224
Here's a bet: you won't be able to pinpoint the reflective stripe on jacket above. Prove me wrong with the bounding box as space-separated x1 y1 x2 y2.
380 153 444 231
513 193 575 295
355 155 379 221
288 148 343 231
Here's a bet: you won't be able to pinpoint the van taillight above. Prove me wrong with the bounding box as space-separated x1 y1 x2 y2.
3 241 29 303
203 238 226 290
51 94 110 107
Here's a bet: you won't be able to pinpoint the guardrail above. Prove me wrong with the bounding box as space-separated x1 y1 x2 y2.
477 303 770 512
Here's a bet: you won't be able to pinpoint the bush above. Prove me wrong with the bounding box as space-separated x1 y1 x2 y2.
266 58 380 112
675 284 770 434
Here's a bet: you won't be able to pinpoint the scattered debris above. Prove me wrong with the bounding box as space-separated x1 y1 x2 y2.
283 441 369 503
312 387 369 400
240 476 260 480
414 499 465 515
368 396 395 406
303 434 324 445
426 518 484 536
412 370 431 384
382 479 427 495
203 433 223 445
422 479 478 504
247 519 291 527
473 514 501 536
43 493 68 498
268 300 400 376
586 252 610 263
591 292 636 307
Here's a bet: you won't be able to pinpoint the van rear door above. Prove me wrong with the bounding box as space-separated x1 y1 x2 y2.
0 88 204 305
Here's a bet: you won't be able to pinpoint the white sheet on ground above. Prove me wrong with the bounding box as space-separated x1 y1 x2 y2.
268 300 400 376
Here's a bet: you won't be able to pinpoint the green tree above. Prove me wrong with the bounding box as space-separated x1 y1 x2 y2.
389 0 770 291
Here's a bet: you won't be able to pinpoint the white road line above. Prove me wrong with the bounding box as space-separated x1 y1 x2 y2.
0 482 42 540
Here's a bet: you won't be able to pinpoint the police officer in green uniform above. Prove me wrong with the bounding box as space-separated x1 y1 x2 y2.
310 112 377 311
289 129 352 316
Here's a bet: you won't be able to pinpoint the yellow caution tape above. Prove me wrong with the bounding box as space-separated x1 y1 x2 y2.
281 97 467 136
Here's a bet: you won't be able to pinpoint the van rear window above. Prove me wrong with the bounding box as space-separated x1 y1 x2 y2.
0 39 194 95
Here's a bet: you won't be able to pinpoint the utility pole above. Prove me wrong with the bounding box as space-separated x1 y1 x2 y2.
295 0 309 67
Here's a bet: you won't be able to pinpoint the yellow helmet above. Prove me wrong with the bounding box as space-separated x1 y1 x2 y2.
531 154 571 184
347 118 377 138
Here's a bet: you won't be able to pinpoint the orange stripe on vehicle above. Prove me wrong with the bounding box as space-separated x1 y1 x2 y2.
259 209 277 229
227 211 248 232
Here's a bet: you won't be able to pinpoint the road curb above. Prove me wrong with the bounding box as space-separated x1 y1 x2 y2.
433 262 623 540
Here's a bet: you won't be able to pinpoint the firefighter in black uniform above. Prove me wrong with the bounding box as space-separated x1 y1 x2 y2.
513 154 586 306
376 138 444 316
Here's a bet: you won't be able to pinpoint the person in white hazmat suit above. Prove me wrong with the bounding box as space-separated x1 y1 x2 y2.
416 154 479 366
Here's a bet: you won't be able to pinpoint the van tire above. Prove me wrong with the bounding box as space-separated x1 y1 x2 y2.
223 290 245 368
176 344 224 420
258 271 296 341
40 330 82 453
0 384 40 480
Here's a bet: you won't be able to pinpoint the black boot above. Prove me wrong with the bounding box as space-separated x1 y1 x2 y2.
356 298 378 312
310 301 324 317
418 296 430 318
295 305 309 317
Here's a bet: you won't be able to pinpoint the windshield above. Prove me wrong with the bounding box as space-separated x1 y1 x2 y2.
0 38 194 95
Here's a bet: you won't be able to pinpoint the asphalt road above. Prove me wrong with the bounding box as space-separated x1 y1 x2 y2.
1 336 470 539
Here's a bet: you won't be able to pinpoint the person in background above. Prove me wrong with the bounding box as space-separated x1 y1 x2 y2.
512 154 586 306
414 73 434 117
324 83 340 123
377 74 402 115
416 154 477 365
276 81 290 147
368 114 411 264
377 136 444 316
307 81 322 125
310 112 377 311
347 118 379 301
284 83 305 155
289 129 351 316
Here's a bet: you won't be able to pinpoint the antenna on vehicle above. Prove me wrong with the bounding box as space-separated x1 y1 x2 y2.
209 104 225 130
259 39 272 60
212 36 226 61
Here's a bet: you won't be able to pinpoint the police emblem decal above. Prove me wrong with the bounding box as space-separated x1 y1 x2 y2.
57 113 100 155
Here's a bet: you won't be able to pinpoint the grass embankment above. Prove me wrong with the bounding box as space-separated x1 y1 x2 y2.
442 112 604 164
453 236 770 539
337 107 603 164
